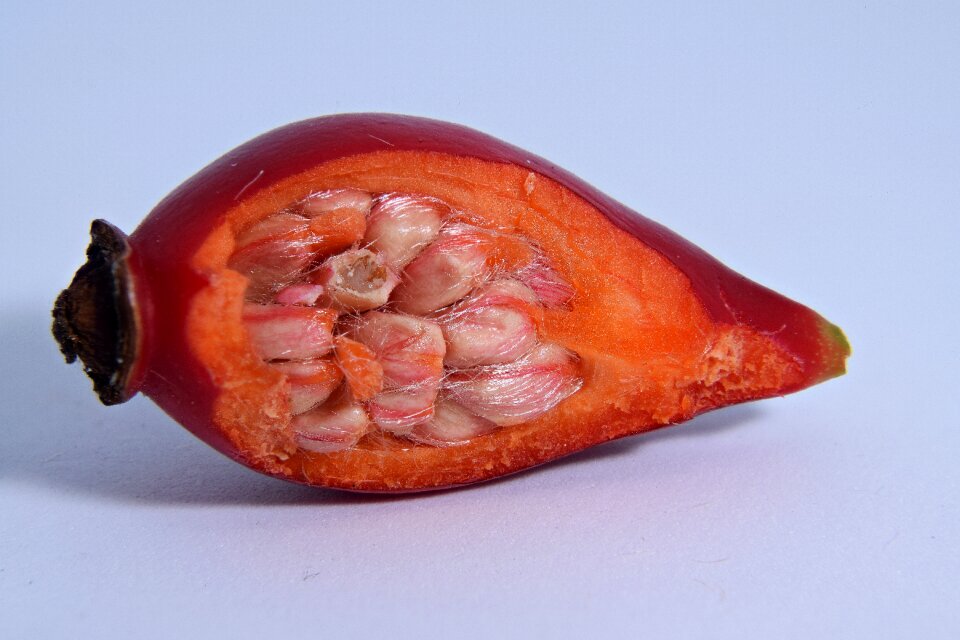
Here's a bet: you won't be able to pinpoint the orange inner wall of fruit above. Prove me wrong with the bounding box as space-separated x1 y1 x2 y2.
186 150 801 490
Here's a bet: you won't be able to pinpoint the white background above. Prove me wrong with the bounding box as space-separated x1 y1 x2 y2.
2 2 958 638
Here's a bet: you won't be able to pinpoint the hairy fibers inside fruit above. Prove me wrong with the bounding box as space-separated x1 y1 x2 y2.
227 189 584 452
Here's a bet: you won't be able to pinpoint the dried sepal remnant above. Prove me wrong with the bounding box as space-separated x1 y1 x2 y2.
51 220 140 406
232 189 583 453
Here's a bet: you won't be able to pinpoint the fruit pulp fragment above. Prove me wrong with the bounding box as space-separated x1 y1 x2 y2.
334 336 384 401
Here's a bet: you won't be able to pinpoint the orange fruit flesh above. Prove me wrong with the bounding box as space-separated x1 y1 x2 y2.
187 150 805 490
334 337 384 402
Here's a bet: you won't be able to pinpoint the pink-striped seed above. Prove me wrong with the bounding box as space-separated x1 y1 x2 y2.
367 385 438 435
271 359 343 415
517 256 575 309
408 396 497 445
292 399 371 453
234 212 309 247
348 312 446 389
274 283 325 306
312 249 400 312
445 342 583 426
436 280 540 368
391 224 489 315
229 213 316 298
299 188 373 218
364 194 443 272
242 303 338 361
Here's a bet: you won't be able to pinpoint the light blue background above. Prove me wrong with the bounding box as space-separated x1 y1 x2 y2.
2 1 958 638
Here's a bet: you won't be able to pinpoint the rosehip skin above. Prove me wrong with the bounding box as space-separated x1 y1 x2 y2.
52 114 850 492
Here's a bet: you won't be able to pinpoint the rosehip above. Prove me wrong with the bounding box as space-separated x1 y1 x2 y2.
52 114 849 492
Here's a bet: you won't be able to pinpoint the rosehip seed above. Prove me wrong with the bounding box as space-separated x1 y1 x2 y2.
390 225 490 315
364 194 443 272
435 279 540 368
271 358 343 415
312 249 399 312
292 397 371 453
241 303 338 361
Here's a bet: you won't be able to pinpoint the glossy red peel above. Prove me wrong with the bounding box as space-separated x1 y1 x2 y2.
52 114 850 492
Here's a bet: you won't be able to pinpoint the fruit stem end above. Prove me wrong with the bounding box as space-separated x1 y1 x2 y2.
52 219 141 405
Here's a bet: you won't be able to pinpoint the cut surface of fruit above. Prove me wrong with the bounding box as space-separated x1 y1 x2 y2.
188 151 846 486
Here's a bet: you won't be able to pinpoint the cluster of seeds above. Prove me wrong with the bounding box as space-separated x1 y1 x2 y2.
229 189 583 452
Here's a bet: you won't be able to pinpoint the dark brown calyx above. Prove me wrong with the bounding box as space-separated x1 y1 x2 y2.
52 219 141 405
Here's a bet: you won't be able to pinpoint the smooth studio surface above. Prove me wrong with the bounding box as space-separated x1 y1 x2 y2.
2 2 958 638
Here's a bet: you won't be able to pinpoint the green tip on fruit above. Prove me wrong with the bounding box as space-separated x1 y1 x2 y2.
818 319 851 381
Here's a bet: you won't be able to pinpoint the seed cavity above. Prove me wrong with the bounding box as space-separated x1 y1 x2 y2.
231 189 582 453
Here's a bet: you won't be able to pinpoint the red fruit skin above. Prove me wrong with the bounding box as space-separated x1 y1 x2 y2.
121 114 847 477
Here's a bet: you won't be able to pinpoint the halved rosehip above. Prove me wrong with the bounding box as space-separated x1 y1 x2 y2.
52 114 849 492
